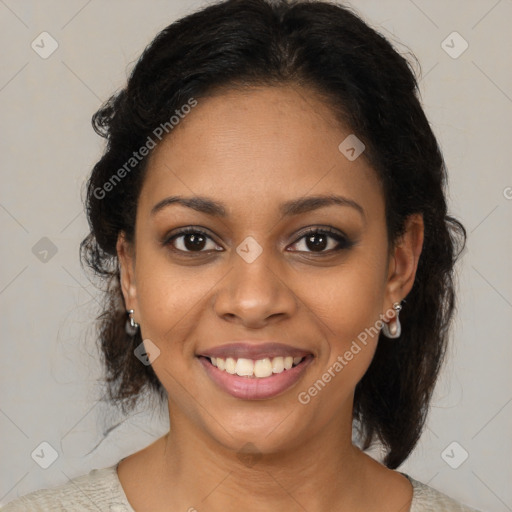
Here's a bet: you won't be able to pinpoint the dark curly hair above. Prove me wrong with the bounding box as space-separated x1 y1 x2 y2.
80 0 466 469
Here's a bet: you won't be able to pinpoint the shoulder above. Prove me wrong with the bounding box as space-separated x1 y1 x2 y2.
1 464 132 512
403 473 483 512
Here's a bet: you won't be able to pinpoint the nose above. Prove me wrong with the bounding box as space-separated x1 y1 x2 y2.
212 245 298 329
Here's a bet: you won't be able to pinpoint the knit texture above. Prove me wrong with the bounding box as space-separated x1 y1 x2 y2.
1 464 482 511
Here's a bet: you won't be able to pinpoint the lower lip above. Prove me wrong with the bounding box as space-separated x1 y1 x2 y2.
198 355 314 400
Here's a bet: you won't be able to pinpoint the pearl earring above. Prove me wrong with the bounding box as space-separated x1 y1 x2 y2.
381 302 402 339
126 309 139 336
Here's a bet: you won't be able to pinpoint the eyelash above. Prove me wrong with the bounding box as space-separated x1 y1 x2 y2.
164 226 353 256
290 227 353 253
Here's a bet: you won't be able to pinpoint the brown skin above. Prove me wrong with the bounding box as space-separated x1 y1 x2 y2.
116 85 424 512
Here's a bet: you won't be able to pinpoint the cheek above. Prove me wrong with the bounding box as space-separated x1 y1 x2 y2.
305 252 387 382
304 250 386 329
133 248 216 358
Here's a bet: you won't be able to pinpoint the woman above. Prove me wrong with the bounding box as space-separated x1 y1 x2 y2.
2 0 481 510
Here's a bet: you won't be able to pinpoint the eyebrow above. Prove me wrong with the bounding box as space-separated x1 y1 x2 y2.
151 194 365 219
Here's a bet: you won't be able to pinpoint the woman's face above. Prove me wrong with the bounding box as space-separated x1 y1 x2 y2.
118 85 422 454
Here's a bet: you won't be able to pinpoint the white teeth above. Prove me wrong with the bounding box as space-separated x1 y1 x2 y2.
272 357 285 373
235 358 254 377
254 358 273 378
208 355 305 378
225 357 236 374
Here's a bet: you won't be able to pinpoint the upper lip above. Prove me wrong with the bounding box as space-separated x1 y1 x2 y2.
197 342 312 360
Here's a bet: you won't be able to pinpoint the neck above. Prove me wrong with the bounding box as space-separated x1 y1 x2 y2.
153 403 369 512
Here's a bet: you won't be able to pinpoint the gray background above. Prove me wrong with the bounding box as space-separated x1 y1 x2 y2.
1 0 511 510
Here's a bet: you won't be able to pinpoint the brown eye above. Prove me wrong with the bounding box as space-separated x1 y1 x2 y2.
304 232 329 251
180 232 207 251
167 228 222 253
289 228 352 253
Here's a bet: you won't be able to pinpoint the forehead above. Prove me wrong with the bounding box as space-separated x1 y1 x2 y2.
139 85 383 218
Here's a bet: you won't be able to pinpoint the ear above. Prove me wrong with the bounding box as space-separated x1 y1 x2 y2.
117 232 138 312
384 213 424 306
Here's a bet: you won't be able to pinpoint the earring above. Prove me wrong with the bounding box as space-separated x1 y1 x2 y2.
126 309 139 336
381 301 402 339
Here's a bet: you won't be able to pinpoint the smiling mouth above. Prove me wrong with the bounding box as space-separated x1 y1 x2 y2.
198 355 310 378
